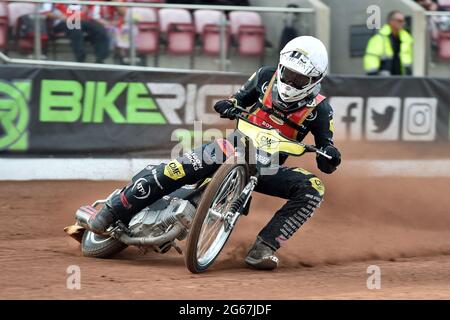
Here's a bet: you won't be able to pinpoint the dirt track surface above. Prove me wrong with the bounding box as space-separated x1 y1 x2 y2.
0 174 449 299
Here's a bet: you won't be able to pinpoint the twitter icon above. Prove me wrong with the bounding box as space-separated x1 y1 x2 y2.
371 106 396 133
366 98 401 140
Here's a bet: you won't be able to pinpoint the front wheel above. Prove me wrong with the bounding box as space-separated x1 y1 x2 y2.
185 157 248 273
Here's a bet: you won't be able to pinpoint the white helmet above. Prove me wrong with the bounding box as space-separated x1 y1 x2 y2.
276 36 328 110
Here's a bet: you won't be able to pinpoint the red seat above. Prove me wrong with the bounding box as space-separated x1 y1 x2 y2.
237 25 265 56
194 9 230 55
167 23 195 54
133 0 165 3
437 31 450 60
159 8 194 55
202 24 231 55
229 11 265 56
7 2 48 53
194 9 224 34
437 0 450 9
7 3 36 28
0 3 8 50
132 8 160 54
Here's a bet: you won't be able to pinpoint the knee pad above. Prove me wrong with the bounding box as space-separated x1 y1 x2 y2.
291 176 324 219
307 176 325 198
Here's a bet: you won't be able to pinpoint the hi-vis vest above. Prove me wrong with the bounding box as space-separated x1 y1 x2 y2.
247 72 326 140
363 24 413 75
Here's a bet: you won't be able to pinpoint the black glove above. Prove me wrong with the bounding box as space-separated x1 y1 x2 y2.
316 145 341 174
214 99 240 120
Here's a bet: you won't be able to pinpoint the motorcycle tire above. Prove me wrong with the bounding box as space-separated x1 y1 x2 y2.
81 230 128 258
185 156 248 273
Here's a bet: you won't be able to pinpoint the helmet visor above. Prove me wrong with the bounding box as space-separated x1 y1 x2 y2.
280 66 317 90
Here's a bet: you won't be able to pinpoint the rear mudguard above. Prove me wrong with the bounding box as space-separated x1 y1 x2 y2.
64 225 86 243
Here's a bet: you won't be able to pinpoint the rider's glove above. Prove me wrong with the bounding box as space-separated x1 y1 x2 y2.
316 145 341 174
214 99 240 120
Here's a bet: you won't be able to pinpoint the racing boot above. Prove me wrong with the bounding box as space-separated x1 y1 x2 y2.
244 236 279 270
87 202 119 234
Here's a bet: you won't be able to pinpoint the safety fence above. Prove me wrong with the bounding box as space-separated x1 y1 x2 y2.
0 0 316 73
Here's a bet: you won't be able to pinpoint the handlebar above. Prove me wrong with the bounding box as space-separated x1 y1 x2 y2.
232 106 333 160
304 144 333 160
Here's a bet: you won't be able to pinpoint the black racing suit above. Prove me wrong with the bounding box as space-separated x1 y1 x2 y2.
108 67 338 251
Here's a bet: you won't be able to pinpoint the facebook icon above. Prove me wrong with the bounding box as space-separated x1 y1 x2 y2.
328 97 364 141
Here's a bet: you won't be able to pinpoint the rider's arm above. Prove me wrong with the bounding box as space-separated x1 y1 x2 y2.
214 67 274 118
232 69 262 108
311 100 334 149
311 100 341 174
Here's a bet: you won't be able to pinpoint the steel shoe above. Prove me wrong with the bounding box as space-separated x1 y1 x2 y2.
87 205 118 234
244 237 279 270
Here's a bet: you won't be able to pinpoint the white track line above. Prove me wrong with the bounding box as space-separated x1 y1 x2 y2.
1 158 450 180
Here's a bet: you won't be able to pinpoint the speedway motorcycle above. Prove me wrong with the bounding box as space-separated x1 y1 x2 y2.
65 107 331 273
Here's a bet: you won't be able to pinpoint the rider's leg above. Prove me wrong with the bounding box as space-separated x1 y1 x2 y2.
88 140 231 233
245 166 325 270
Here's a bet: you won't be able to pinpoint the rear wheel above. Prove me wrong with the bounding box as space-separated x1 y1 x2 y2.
185 157 247 273
81 231 127 258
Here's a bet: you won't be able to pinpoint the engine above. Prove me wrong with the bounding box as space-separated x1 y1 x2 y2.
128 198 196 242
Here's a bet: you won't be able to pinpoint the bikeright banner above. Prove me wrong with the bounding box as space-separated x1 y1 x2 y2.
0 65 449 155
0 66 247 155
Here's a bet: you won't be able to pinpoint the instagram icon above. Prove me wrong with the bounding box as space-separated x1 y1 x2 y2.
402 98 437 141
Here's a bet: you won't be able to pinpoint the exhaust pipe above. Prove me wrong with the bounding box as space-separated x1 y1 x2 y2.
75 206 96 230
117 224 183 246
76 206 183 247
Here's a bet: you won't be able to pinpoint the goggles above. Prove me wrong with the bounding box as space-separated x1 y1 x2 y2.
279 66 319 90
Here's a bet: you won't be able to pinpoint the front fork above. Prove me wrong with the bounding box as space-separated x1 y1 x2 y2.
221 134 260 231
224 173 259 231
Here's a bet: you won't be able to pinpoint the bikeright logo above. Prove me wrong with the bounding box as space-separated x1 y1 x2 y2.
39 80 241 125
0 80 31 151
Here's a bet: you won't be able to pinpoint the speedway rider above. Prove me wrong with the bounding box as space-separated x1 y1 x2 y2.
88 36 342 270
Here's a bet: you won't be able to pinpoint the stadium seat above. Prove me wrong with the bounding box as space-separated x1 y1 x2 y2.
194 9 224 34
194 9 230 55
131 7 160 65
437 31 450 60
7 2 44 53
202 24 231 55
229 11 265 56
7 2 35 28
0 3 8 50
236 25 265 56
437 0 450 9
133 0 165 3
159 8 195 55
229 11 263 36
0 4 6 18
132 7 159 54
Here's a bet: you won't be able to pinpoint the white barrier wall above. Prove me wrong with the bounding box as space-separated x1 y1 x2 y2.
1 158 450 180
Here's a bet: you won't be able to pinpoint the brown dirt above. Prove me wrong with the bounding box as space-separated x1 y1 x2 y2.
0 170 449 299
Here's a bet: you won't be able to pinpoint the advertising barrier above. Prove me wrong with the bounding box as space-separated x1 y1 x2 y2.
0 65 449 156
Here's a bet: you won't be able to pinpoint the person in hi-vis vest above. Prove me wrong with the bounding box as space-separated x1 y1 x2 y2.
364 10 413 75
